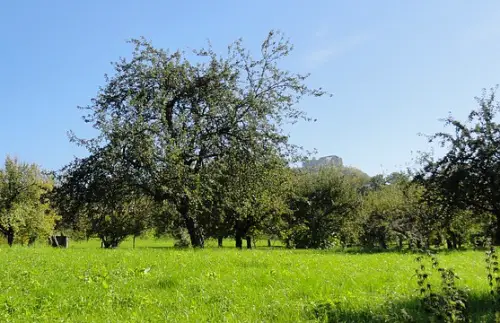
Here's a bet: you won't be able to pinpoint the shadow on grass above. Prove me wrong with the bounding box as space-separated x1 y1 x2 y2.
135 246 176 250
134 245 288 251
340 246 484 255
341 247 412 255
308 292 497 322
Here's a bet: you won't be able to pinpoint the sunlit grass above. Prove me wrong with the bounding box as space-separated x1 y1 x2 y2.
0 239 495 322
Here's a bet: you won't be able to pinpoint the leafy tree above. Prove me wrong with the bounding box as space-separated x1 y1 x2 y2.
417 87 500 244
218 152 291 248
70 31 328 247
287 166 362 249
361 180 406 249
416 179 489 250
52 150 154 248
0 156 58 246
360 172 442 250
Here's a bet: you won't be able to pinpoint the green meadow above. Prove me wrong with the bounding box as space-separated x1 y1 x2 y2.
0 239 496 322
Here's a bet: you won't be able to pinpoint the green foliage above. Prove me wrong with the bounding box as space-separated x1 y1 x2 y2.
0 156 58 246
286 166 362 249
51 152 155 248
67 30 328 248
417 86 500 244
485 245 500 320
172 227 191 248
210 153 292 248
415 252 470 322
360 172 435 250
362 181 406 248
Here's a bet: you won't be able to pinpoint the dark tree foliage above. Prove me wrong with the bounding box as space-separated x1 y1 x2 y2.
51 148 153 248
416 87 500 245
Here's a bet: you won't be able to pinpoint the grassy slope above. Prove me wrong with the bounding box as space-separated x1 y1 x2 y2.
0 239 495 322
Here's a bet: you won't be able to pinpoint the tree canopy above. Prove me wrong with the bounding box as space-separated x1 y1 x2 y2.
0 156 58 246
65 30 328 247
417 87 500 244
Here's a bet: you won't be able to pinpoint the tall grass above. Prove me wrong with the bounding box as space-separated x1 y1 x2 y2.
0 239 495 322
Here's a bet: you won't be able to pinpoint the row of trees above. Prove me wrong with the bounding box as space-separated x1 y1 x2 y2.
2 31 500 250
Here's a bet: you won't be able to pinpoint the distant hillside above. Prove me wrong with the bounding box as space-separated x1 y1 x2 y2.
302 155 343 169
301 155 370 182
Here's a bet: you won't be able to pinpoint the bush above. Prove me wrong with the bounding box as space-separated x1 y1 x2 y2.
173 228 190 248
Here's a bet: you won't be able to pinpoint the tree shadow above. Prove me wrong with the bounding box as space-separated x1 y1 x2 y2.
339 246 484 255
134 246 176 250
341 247 413 255
308 292 498 322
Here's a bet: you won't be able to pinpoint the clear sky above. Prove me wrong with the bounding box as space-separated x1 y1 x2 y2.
1 1 500 176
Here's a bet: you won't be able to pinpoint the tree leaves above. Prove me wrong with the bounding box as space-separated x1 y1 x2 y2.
0 156 57 245
417 86 500 244
65 30 328 247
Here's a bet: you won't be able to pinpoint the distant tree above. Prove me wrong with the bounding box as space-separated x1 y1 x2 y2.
0 156 58 246
70 30 328 247
218 152 291 249
417 87 500 245
287 166 362 249
361 174 436 250
361 180 406 249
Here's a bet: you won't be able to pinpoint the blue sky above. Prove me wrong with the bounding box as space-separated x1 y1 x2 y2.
1 1 500 176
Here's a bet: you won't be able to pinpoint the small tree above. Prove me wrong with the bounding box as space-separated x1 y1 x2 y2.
0 156 58 246
287 166 361 249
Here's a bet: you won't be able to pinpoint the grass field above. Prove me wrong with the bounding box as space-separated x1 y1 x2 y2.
0 238 496 322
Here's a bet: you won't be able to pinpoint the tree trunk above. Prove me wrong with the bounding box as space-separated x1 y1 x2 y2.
28 235 36 247
101 237 118 249
267 239 271 247
416 240 422 249
235 234 243 249
218 237 223 248
495 212 500 245
398 236 403 250
180 199 204 248
246 236 252 249
425 237 430 250
133 235 136 249
379 236 388 249
446 238 453 249
184 216 204 248
7 230 14 247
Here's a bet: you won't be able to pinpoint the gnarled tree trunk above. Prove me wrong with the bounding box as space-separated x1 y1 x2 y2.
179 197 204 248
